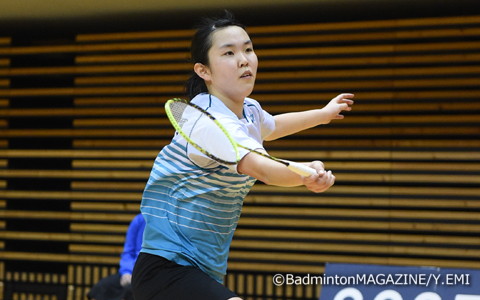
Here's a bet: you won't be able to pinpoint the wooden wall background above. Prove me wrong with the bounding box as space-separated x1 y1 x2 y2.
0 13 479 299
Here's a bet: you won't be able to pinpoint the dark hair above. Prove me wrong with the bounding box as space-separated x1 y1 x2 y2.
185 10 246 100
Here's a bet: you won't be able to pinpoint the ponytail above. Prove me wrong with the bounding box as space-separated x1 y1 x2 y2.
185 72 208 100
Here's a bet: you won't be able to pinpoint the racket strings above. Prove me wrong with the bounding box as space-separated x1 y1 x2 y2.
166 101 239 165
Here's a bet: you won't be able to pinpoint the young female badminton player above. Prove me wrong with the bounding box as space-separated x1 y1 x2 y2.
132 11 354 300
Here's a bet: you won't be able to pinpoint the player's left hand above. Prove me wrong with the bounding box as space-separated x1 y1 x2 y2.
323 93 354 123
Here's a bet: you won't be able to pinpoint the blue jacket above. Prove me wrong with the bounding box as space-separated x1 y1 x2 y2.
119 214 146 275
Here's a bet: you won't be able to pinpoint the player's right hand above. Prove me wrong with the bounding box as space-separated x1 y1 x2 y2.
303 161 335 193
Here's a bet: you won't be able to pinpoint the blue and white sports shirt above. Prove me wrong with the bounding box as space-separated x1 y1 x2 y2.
140 93 275 282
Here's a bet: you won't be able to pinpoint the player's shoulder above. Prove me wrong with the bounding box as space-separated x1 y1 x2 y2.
191 93 225 111
190 93 210 108
244 96 261 107
192 94 236 118
243 97 267 119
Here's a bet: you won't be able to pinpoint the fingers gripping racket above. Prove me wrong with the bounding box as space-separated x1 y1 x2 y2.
164 98 317 177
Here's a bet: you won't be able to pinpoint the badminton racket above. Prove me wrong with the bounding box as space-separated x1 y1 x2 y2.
164 98 317 177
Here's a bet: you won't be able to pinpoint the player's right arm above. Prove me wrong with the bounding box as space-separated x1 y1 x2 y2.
237 152 335 193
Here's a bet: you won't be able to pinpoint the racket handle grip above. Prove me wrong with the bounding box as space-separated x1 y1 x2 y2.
287 161 318 177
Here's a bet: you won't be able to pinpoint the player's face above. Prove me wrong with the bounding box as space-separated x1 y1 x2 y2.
205 26 258 104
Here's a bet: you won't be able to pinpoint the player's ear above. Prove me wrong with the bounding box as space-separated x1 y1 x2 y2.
194 63 211 81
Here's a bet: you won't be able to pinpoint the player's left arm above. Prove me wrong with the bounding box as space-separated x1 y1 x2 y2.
265 93 354 141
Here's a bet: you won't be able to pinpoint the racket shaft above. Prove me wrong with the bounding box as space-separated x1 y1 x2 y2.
244 146 317 176
286 161 317 176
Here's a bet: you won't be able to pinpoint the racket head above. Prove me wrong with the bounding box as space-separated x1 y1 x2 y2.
164 98 240 166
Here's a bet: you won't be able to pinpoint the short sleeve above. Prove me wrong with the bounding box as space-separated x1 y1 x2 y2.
260 109 275 139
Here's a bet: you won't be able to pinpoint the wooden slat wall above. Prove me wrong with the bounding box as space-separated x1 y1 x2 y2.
0 37 9 298
0 14 479 297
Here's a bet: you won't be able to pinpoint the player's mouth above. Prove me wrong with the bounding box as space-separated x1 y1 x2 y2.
240 70 253 78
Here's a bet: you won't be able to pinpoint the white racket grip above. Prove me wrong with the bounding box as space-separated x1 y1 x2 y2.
286 161 318 177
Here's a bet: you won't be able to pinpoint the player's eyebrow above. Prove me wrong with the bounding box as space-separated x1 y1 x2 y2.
219 40 252 49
